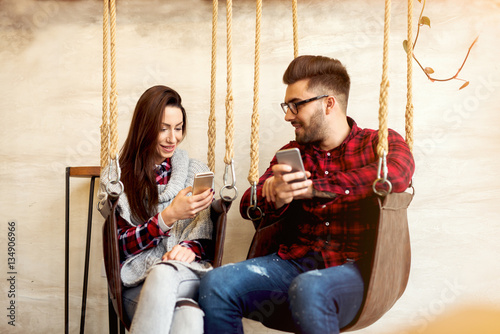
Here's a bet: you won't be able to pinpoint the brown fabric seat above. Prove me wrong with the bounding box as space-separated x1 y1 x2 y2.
246 191 413 333
102 197 231 332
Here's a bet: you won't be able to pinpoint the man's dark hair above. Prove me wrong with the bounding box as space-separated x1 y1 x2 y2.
283 55 350 112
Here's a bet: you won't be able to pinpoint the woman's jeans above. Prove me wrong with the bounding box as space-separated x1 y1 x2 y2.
122 263 205 334
199 253 364 334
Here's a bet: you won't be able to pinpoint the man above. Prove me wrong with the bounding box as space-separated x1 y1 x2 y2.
199 55 415 334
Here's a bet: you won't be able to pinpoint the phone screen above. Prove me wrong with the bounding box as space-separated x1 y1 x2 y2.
276 148 307 181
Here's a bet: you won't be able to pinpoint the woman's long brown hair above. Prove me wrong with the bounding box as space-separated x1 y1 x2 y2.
119 85 187 222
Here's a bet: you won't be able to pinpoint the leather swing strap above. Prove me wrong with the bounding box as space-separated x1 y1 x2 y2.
102 194 131 329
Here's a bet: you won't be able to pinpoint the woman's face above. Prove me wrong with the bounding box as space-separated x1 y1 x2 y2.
154 106 184 165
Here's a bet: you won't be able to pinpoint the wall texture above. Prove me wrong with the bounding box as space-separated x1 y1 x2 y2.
1 0 499 333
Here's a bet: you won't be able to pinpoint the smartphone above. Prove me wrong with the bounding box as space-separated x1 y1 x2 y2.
276 148 307 181
192 172 214 195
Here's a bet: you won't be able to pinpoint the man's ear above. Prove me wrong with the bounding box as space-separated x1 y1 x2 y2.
325 95 336 115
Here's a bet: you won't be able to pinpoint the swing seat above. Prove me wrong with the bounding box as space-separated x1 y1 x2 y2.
343 190 413 331
102 196 232 332
248 190 413 333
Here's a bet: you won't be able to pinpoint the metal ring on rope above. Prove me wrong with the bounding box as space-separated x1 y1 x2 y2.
106 157 124 198
372 150 393 197
246 181 263 221
220 159 238 201
106 180 124 199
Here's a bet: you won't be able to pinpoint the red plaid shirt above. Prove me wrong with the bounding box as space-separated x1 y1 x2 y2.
117 158 206 264
240 118 415 268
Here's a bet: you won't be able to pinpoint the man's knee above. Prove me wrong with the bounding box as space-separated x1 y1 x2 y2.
289 270 325 302
199 265 235 301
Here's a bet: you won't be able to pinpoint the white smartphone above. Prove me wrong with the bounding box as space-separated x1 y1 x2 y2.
276 148 307 181
192 172 214 195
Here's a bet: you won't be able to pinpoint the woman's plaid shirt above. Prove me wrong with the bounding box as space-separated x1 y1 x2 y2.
116 158 205 264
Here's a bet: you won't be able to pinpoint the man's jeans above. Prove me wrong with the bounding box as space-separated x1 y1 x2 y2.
199 253 364 334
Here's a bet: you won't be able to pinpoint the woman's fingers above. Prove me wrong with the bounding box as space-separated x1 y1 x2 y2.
162 245 196 263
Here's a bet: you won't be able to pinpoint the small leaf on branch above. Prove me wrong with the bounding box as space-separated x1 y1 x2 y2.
420 16 431 27
459 81 470 90
424 67 434 74
403 40 408 53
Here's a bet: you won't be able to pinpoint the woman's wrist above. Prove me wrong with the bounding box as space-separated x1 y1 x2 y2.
161 206 177 227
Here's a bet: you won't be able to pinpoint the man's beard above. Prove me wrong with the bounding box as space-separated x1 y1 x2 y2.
295 106 326 145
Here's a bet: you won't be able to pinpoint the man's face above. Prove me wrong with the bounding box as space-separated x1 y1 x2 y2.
284 79 327 145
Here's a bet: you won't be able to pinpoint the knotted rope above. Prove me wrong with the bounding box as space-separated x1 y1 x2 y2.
405 0 414 152
376 0 391 158
207 0 218 172
224 0 235 166
248 0 262 185
100 0 110 168
100 0 119 169
292 0 299 58
374 0 415 195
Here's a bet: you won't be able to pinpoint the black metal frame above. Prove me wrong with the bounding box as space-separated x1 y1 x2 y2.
65 166 116 333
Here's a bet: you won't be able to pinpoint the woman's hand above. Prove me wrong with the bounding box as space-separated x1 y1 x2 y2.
162 244 196 263
161 187 213 226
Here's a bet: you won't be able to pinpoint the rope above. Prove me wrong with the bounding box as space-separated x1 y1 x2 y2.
100 0 110 169
248 0 262 184
100 0 119 171
109 0 119 160
292 0 299 58
377 0 391 157
405 0 414 152
224 0 234 165
208 0 218 172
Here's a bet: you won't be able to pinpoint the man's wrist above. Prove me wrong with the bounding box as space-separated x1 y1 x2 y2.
311 183 337 199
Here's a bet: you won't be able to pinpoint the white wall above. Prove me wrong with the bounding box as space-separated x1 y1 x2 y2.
1 0 499 333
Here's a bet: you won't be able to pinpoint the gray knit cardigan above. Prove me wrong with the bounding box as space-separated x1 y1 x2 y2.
98 149 213 287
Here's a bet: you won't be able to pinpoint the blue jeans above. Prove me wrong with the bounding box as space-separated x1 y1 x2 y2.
199 253 364 334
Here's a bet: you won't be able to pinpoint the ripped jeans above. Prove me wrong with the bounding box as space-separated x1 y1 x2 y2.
199 253 364 334
123 263 205 334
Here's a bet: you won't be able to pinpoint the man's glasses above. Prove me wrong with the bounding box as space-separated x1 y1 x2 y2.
280 95 328 115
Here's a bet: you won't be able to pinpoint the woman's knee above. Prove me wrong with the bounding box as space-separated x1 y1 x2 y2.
146 263 178 286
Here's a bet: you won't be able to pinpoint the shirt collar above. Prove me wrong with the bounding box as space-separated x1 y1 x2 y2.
155 158 171 175
309 116 359 154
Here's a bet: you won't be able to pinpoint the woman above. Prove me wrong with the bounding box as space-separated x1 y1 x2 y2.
98 85 214 334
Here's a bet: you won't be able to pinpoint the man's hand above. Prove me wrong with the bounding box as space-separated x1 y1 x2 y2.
162 244 196 263
262 164 312 209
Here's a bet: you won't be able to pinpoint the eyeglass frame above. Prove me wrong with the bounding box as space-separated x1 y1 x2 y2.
280 94 329 115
